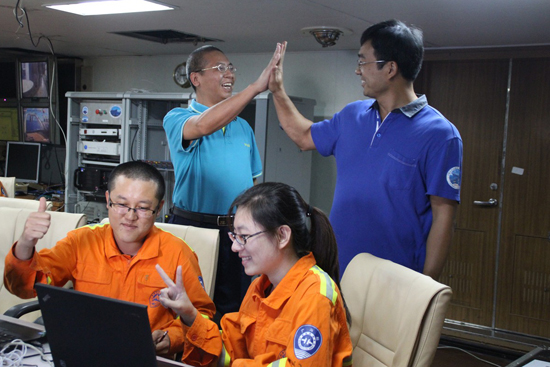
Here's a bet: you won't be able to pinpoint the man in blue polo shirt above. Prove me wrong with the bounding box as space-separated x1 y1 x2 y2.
268 20 462 280
163 44 283 318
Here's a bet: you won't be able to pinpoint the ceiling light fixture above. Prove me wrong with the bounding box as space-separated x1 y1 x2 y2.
301 26 352 48
45 0 175 16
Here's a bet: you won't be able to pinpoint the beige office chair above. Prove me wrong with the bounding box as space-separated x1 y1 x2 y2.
101 218 220 298
341 253 452 367
0 196 53 210
0 207 87 322
0 177 16 198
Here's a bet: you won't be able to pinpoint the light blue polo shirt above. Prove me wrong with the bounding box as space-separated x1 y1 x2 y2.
163 99 262 214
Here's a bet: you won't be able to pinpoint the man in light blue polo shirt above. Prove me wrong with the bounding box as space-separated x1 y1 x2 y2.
268 20 462 280
163 44 283 318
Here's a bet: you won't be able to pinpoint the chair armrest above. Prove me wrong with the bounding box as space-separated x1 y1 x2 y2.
3 300 40 319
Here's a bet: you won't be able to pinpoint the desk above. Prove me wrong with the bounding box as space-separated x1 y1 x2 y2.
20 342 193 366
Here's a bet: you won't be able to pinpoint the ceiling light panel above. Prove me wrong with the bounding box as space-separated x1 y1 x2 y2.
45 0 174 16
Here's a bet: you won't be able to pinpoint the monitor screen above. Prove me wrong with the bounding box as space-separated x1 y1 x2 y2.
23 107 50 143
0 61 17 101
20 61 49 99
5 141 41 183
0 107 20 141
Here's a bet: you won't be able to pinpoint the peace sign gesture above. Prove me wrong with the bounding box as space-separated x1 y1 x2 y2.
155 264 198 326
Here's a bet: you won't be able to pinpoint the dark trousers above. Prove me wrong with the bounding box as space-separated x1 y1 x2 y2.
168 213 251 321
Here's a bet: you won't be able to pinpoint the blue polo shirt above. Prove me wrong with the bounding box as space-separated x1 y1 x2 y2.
163 100 262 214
311 95 462 274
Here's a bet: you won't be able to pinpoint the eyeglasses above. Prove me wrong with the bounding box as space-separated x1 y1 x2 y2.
356 60 387 70
228 230 267 247
199 64 237 74
108 199 158 218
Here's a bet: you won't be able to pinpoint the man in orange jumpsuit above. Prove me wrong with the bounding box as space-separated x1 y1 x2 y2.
3 161 215 356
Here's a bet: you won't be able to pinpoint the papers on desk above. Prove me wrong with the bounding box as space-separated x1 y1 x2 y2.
523 361 550 367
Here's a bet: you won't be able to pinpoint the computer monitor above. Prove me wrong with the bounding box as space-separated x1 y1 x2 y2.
0 61 17 102
0 107 20 141
20 61 49 99
23 107 50 143
4 141 41 183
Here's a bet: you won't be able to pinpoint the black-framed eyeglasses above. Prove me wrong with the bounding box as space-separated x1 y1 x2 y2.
228 230 267 247
108 198 159 218
356 60 387 71
199 64 237 74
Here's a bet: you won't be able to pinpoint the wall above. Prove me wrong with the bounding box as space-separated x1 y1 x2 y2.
84 49 362 214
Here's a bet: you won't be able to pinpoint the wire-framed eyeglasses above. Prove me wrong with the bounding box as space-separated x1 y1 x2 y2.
199 64 237 74
228 230 267 247
108 199 158 218
356 60 387 71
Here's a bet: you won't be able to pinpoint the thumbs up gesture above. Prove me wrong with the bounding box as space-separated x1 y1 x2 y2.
15 197 51 260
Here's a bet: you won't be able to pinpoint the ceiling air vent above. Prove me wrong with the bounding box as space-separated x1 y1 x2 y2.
111 30 223 45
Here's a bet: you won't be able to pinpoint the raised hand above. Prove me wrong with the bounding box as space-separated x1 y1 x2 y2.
268 41 287 94
252 42 284 93
15 197 51 260
155 264 198 326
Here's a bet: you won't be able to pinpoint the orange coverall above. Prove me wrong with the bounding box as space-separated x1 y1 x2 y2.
181 253 353 367
3 223 216 355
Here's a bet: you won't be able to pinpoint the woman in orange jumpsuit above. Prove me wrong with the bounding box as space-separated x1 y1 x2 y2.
157 182 353 366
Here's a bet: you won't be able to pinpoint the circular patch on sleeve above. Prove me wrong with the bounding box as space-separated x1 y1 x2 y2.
293 325 322 360
446 166 461 190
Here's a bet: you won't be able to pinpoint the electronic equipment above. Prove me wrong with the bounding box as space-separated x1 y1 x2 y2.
77 141 120 156
0 61 17 101
0 107 19 141
0 315 45 348
5 141 41 183
80 101 122 125
23 107 50 143
74 166 110 191
79 127 119 137
74 201 109 222
36 284 159 367
20 61 49 99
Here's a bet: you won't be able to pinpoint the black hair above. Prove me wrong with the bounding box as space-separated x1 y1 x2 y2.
107 161 165 203
186 45 225 91
228 182 350 323
360 19 424 82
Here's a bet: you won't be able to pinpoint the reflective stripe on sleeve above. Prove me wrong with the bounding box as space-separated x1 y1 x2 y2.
310 265 337 305
343 355 353 366
267 357 288 367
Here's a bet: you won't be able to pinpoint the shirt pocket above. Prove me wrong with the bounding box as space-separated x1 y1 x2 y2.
264 318 291 350
381 149 417 190
73 262 112 293
136 270 167 308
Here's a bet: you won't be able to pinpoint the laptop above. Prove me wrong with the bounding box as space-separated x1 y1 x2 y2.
506 347 550 367
0 314 45 347
35 283 190 367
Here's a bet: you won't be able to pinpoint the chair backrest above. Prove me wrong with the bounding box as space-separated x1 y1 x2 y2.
100 218 220 298
0 197 53 211
341 253 452 367
0 207 87 321
0 177 16 198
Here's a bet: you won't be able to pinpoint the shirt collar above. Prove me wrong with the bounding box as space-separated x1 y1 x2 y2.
105 224 160 261
189 99 209 114
370 94 428 118
254 252 317 309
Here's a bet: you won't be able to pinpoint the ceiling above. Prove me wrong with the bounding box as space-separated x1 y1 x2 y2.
0 0 549 58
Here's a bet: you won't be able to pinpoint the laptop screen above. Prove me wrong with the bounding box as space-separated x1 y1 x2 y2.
35 283 159 367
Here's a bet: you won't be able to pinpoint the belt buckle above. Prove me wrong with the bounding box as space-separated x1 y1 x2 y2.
217 215 231 227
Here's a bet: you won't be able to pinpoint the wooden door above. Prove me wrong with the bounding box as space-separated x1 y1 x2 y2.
495 58 550 337
415 59 510 326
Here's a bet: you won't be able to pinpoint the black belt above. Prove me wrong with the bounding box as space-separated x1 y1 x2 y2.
172 207 231 227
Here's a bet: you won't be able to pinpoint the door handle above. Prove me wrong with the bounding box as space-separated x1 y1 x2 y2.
473 198 498 207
